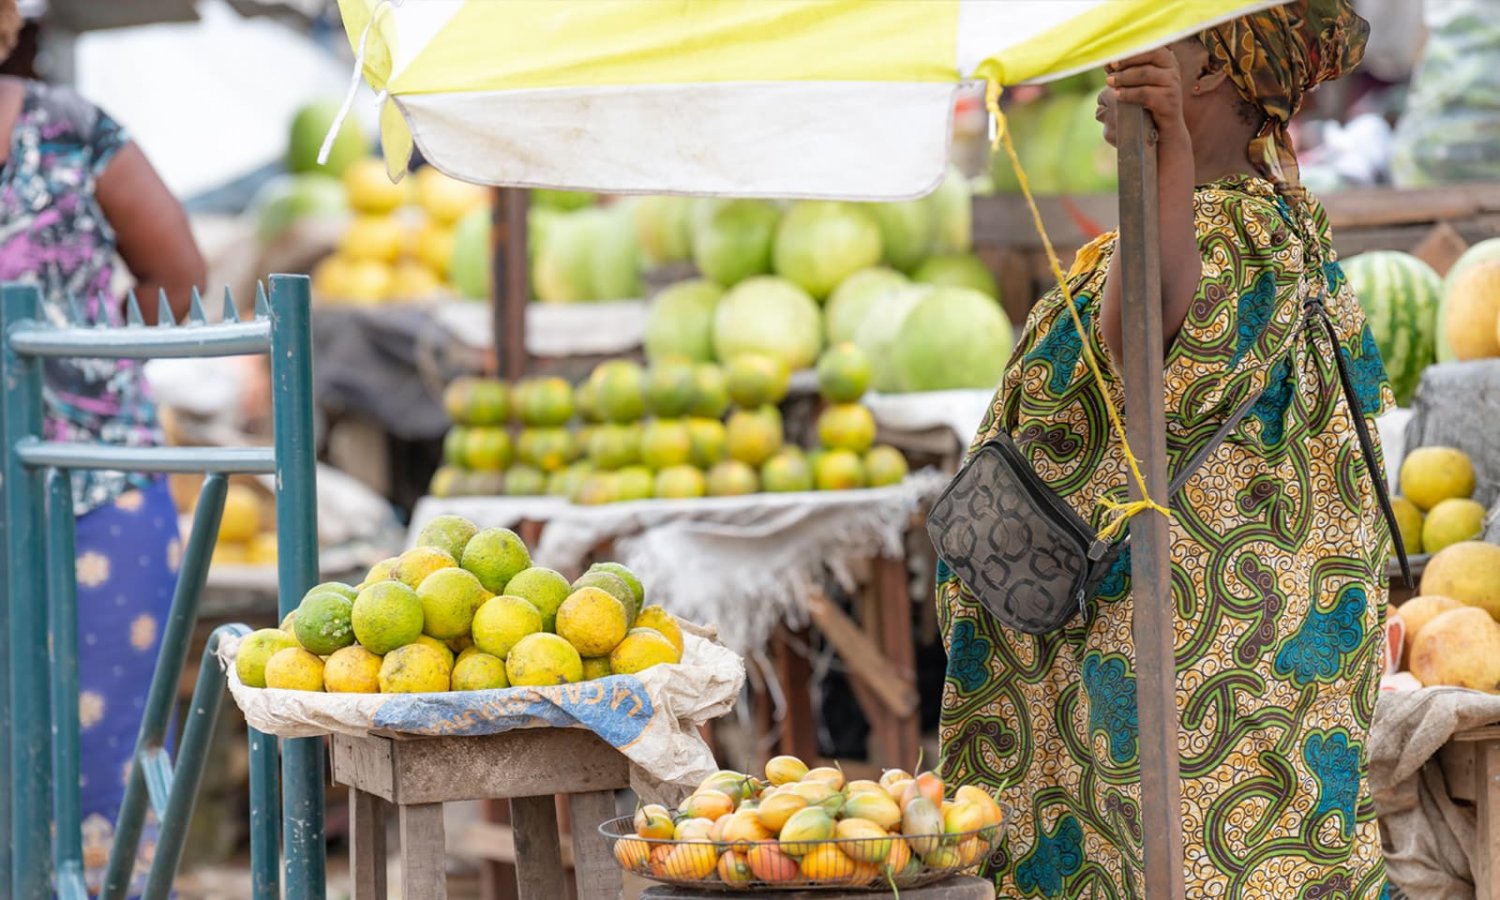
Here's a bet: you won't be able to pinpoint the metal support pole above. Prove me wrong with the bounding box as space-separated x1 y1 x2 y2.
142 625 247 898
268 274 326 898
248 727 282 900
1115 104 1186 898
102 474 228 899
3 283 51 898
45 469 87 899
491 188 530 380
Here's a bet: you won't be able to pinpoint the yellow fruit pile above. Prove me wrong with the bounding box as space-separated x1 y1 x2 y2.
208 482 278 567
613 755 1003 888
311 159 488 305
1393 445 1483 556
430 344 913 503
235 514 686 694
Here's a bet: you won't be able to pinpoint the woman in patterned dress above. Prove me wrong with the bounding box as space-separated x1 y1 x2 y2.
937 3 1394 897
0 0 205 892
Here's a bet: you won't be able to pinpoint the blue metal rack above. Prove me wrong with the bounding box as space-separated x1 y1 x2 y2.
0 275 326 898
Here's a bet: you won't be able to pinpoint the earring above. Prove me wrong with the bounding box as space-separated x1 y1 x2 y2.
1193 84 1201 94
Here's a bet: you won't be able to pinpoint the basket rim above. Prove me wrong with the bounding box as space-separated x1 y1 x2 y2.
597 813 1008 845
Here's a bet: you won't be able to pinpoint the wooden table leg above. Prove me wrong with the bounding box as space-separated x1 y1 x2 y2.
479 798 519 900
875 555 921 768
350 788 388 900
1476 739 1500 900
567 789 623 900
773 627 818 763
510 794 568 900
399 802 448 900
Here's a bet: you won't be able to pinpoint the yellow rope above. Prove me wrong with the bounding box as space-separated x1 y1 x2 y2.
985 79 1169 543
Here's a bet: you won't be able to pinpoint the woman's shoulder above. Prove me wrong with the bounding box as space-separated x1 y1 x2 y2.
1191 176 1319 261
15 80 117 145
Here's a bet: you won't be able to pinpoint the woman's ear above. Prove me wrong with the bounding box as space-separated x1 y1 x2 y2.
1194 65 1231 97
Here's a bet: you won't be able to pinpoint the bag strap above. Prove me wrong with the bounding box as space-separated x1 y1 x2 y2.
1119 301 1414 589
1308 298 1415 589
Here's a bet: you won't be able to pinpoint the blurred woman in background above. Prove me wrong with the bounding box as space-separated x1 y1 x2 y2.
0 0 204 891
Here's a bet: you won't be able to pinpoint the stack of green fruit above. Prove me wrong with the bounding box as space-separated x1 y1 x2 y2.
235 514 687 694
432 375 588 498
987 70 1117 196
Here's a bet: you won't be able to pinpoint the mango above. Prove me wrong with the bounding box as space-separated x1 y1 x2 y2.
778 806 835 857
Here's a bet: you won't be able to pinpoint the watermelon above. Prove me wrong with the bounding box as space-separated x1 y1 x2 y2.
712 276 824 371
825 268 910 345
926 166 973 254
889 287 1013 392
853 285 930 392
644 279 723 363
691 199 781 287
773 201 884 300
1437 238 1500 362
1342 251 1441 405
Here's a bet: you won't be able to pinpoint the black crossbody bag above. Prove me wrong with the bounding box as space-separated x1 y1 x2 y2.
926 296 1413 635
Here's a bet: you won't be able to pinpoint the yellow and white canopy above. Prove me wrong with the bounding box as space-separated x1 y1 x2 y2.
335 0 1280 199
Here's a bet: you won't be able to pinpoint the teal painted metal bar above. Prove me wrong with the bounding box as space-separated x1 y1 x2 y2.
15 441 276 474
3 283 52 899
268 274 326 898
142 624 246 898
0 285 23 894
248 727 281 900
101 474 227 899
45 469 88 900
8 319 270 358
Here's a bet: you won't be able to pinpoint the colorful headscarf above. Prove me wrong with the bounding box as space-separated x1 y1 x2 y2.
1198 0 1369 190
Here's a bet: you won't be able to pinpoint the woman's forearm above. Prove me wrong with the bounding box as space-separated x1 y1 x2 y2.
1102 129 1202 361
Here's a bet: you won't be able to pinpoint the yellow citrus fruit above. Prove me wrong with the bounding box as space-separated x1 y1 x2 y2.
556 588 629 656
654 465 707 499
340 214 406 264
390 260 443 299
816 342 872 403
323 645 383 693
609 628 681 675
417 567 486 640
312 254 355 298
415 515 478 562
219 483 263 544
351 581 425 655
1423 498 1487 555
391 546 458 590
460 527 533 593
639 419 693 470
633 606 685 655
415 166 489 226
571 570 638 626
343 158 407 215
581 656 613 680
1400 446 1476 511
413 635 456 669
456 644 484 666
378 643 452 693
725 354 790 408
816 403 876 453
451 651 510 691
502 567 572 633
247 532 279 565
340 259 394 304
264 648 326 692
236 629 299 688
505 633 584 687
360 557 398 589
864 444 910 488
813 449 866 491
414 219 456 278
279 611 301 647
726 406 784 467
471 595 543 658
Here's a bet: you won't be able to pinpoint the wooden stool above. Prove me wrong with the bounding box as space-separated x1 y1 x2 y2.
331 728 630 900
641 874 996 899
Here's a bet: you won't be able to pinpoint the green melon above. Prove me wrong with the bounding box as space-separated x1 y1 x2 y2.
1342 251 1441 405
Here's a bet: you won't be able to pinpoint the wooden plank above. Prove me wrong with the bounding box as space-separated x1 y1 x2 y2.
1412 222 1471 278
384 729 630 804
876 556 922 767
510 794 568 900
1475 740 1500 900
330 733 397 802
349 789 389 900
399 802 449 900
772 628 819 763
1115 103 1185 899
1439 740 1477 804
456 819 575 867
478 798 519 900
806 591 919 718
567 790 623 900
1453 726 1500 743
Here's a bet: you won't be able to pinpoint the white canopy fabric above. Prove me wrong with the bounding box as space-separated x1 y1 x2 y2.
333 0 1281 200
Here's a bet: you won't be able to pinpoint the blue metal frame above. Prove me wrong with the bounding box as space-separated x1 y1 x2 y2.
0 276 323 898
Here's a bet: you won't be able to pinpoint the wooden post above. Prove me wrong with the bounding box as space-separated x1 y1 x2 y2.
1114 103 1185 899
490 188 530 380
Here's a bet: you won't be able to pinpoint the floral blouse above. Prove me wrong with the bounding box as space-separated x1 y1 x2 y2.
0 81 163 516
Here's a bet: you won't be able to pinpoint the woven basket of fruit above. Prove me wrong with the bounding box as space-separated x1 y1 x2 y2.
602 756 1006 891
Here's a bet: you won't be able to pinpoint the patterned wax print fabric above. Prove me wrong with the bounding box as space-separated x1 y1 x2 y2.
937 176 1396 899
0 79 164 516
74 479 181 896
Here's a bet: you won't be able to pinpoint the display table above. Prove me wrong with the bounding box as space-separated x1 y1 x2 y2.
331 728 629 900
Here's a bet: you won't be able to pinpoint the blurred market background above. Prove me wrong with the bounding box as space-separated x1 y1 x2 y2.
18 0 1500 895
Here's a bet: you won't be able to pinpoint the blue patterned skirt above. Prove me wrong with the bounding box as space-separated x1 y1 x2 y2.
73 478 180 896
